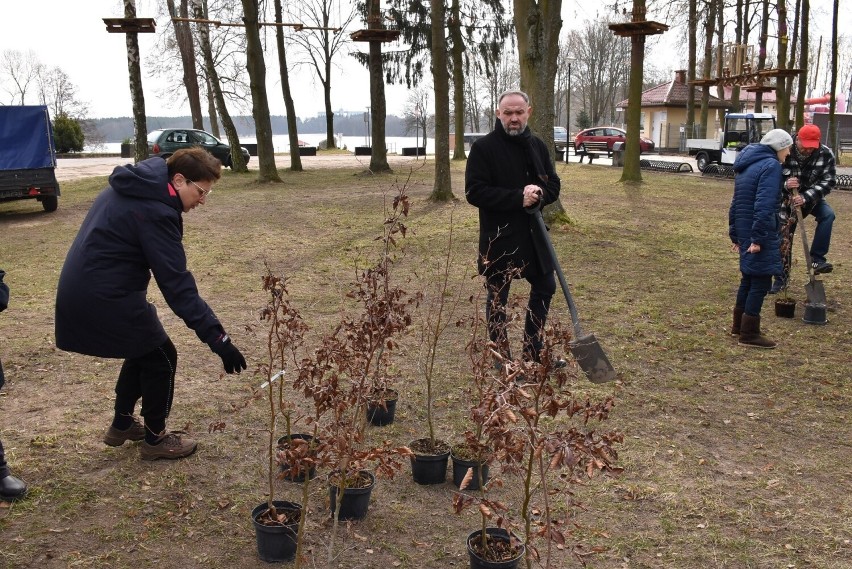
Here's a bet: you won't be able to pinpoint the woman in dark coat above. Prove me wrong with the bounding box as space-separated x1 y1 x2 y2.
55 148 246 460
729 129 793 348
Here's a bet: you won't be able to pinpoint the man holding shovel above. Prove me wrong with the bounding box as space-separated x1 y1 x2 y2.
465 89 563 369
771 124 837 293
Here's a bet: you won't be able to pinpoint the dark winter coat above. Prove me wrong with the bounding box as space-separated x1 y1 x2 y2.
729 144 783 276
465 121 561 278
55 158 224 359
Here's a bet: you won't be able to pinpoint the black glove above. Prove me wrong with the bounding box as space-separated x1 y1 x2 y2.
211 333 247 374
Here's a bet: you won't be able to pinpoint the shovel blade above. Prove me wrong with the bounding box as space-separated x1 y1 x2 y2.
569 334 617 383
805 279 827 305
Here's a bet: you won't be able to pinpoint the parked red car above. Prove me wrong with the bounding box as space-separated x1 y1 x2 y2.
573 127 655 153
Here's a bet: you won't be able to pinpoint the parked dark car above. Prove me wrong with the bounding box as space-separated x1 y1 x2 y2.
573 127 654 153
146 128 250 168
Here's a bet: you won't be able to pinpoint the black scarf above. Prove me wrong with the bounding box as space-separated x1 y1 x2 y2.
494 118 549 184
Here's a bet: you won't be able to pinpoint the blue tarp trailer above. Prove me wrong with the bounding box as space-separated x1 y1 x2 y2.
0 105 60 212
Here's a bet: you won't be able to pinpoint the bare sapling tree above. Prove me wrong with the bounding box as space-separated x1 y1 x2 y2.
278 182 417 562
413 204 466 452
453 312 623 568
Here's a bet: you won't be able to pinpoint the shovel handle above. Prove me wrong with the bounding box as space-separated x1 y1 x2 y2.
531 210 585 339
792 188 817 280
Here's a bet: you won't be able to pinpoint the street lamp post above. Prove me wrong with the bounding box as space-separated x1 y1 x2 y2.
567 61 572 162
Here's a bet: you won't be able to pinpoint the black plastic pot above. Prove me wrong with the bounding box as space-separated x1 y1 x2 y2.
802 302 828 325
277 433 318 482
774 298 796 318
366 389 398 426
251 500 301 563
452 452 490 490
328 470 375 521
409 438 450 485
467 528 525 569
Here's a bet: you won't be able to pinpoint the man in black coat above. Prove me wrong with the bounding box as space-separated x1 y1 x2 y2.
1 268 28 501
55 148 246 461
465 89 562 367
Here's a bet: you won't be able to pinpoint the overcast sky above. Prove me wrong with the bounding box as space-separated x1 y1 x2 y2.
0 0 847 120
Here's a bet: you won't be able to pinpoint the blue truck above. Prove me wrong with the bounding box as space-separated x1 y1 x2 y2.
0 105 60 212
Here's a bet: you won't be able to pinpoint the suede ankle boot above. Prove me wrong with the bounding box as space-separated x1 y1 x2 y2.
738 314 776 349
731 306 745 336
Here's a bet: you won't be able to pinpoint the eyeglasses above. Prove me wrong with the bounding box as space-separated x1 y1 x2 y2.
187 179 212 198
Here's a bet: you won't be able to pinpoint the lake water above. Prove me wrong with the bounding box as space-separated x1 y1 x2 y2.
87 133 436 155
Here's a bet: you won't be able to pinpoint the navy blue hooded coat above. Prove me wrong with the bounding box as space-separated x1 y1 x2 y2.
728 144 783 276
55 157 224 359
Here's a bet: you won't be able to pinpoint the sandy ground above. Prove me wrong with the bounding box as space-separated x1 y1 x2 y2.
54 153 439 181
54 151 710 182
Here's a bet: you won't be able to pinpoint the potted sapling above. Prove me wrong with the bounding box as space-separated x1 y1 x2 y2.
290 185 415 564
409 206 466 484
250 270 311 564
454 317 623 568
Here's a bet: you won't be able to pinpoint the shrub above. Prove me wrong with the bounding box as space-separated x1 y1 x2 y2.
53 114 85 153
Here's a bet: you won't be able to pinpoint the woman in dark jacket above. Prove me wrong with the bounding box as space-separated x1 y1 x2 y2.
55 148 246 460
729 129 793 348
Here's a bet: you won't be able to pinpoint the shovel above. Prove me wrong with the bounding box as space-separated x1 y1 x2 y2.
531 209 616 383
793 189 827 305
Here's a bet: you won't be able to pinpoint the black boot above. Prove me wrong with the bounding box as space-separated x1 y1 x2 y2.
0 474 28 502
738 314 776 349
731 306 745 336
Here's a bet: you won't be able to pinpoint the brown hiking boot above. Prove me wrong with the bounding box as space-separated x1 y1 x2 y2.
730 306 745 336
103 416 146 446
738 314 776 349
140 431 198 461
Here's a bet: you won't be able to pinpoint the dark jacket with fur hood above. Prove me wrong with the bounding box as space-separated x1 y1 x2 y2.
729 143 783 276
55 157 224 359
464 121 561 278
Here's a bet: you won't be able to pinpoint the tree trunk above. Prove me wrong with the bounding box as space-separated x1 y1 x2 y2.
827 0 838 151
168 0 203 129
619 1 646 184
367 0 390 173
699 0 717 135
429 0 454 201
514 0 564 220
730 0 743 112
241 0 281 182
368 39 391 173
205 75 220 137
686 0 697 135
754 0 769 111
324 51 336 149
775 0 789 130
450 0 466 160
794 0 809 129
195 0 246 173
124 0 149 163
274 0 302 171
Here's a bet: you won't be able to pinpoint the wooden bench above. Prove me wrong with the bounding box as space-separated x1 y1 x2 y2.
576 141 610 163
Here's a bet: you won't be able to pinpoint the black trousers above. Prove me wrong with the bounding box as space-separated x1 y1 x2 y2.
0 437 8 479
114 338 178 436
485 270 556 362
0 360 8 478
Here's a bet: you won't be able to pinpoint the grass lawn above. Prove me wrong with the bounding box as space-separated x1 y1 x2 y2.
0 159 849 568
